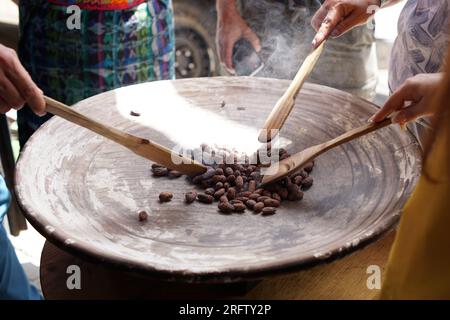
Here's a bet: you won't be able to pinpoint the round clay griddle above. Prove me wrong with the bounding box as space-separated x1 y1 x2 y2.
15 77 421 283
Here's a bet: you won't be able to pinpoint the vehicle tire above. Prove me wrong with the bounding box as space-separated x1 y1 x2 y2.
173 0 221 78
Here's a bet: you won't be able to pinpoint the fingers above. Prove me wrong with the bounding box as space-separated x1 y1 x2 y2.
0 96 10 114
391 101 431 125
331 11 362 37
4 54 46 116
0 69 25 110
311 1 329 31
370 80 422 122
312 4 345 49
223 38 235 72
243 28 261 52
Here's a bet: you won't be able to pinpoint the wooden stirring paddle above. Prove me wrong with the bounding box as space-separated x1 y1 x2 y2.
44 96 207 176
258 41 326 143
260 117 392 186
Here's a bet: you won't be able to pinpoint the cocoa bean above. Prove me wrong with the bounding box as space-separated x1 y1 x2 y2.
215 182 224 190
293 176 303 185
253 202 265 213
205 188 215 196
152 167 169 177
218 202 234 214
249 193 260 201
225 167 234 176
301 176 314 189
246 200 256 209
272 193 281 202
159 192 173 203
262 207 277 216
303 162 314 173
219 195 229 203
197 194 214 204
168 170 183 178
227 175 236 183
214 188 226 200
264 198 280 207
185 191 197 204
138 211 148 221
233 203 246 212
227 187 236 200
248 180 257 193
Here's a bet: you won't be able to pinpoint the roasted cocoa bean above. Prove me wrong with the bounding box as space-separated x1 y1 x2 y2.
159 192 173 202
168 170 183 178
246 200 256 209
236 197 249 203
249 193 260 201
227 175 236 183
272 193 281 202
197 193 214 204
253 202 265 213
264 198 280 207
301 176 314 189
219 195 229 203
152 167 169 177
185 191 197 204
235 176 244 190
225 167 234 176
237 191 252 198
213 175 227 184
215 168 224 176
303 162 314 173
262 190 272 197
138 211 148 221
257 196 271 202
277 188 289 200
293 176 303 185
214 188 226 200
205 188 215 196
233 203 246 212
248 180 257 193
218 202 234 214
215 182 224 190
227 187 236 200
262 207 277 216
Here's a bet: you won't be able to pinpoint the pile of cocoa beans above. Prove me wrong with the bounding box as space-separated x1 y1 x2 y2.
150 146 314 216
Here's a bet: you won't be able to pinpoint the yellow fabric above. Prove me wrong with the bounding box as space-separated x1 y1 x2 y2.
380 124 450 299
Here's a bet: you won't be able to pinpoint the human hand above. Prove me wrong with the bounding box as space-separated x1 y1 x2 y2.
216 2 261 73
311 0 381 49
0 44 45 115
370 73 444 125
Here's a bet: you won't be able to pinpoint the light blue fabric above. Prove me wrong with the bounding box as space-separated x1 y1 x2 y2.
0 175 42 300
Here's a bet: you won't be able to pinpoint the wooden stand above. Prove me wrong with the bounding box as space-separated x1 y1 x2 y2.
40 231 395 300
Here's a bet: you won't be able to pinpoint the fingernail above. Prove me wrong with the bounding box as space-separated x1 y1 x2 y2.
367 117 375 123
311 39 317 48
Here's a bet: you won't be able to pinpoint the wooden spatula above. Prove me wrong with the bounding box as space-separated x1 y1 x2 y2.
44 96 207 176
260 117 392 186
258 41 326 143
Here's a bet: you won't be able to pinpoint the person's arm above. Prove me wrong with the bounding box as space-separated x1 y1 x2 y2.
311 0 404 49
0 44 45 115
216 0 261 72
370 73 444 124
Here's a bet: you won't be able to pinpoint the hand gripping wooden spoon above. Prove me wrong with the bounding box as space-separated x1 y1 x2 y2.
260 117 393 186
44 96 207 176
258 41 326 143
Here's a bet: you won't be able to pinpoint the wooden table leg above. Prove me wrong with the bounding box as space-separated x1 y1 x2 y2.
40 231 395 300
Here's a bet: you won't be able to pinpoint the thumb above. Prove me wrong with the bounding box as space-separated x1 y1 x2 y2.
391 101 430 125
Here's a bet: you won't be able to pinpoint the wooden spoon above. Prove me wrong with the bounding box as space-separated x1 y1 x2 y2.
258 41 326 143
260 117 392 186
44 96 207 176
